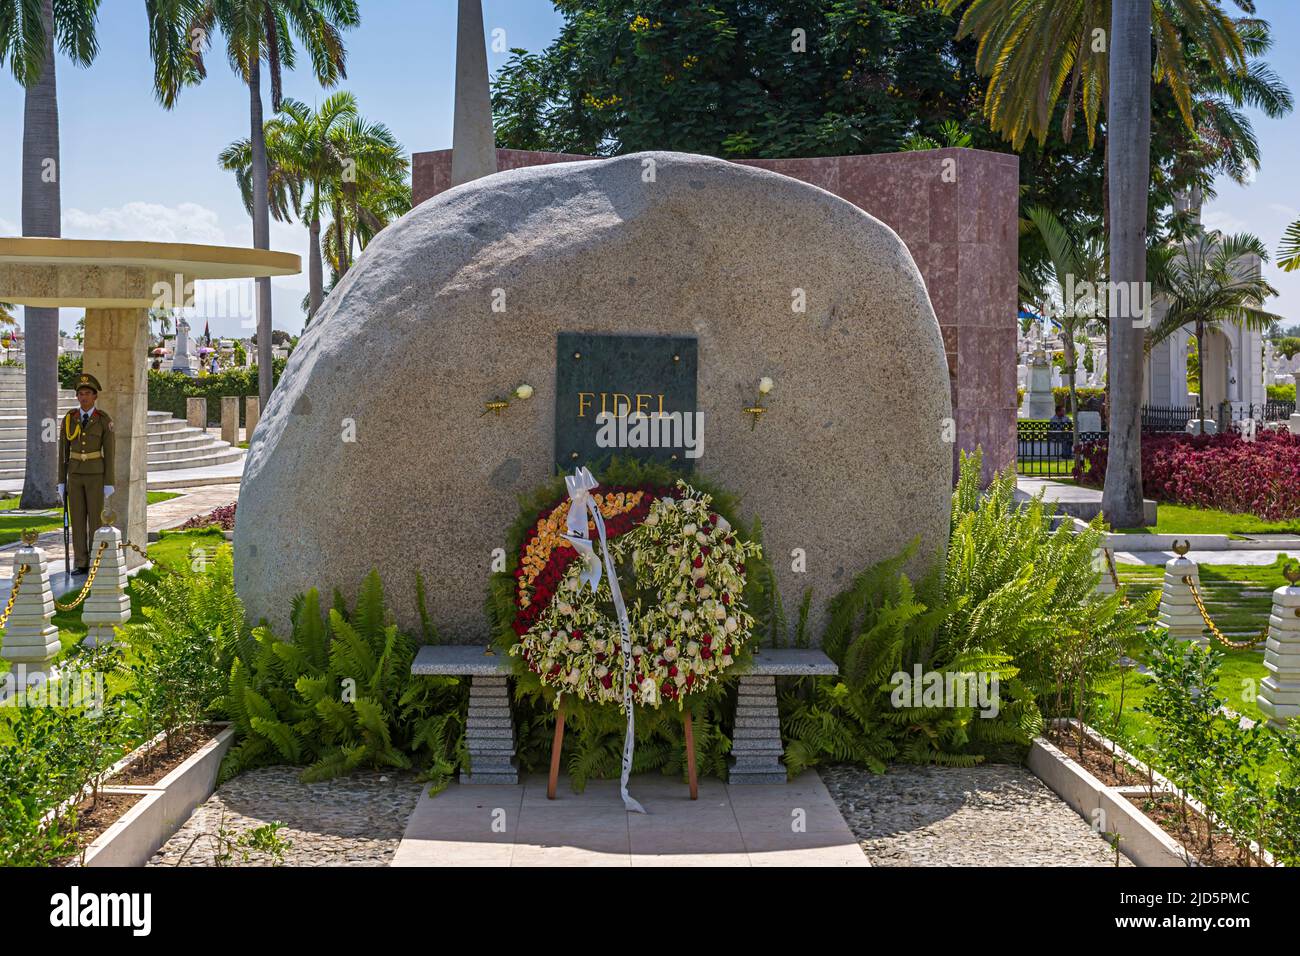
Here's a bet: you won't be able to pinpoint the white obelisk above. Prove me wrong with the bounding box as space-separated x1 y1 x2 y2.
450 0 498 187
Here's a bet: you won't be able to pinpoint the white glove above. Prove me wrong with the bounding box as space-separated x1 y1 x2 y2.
104 485 115 497
57 483 64 501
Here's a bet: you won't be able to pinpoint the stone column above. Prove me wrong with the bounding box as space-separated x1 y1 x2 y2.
82 308 149 569
244 395 260 442
186 397 207 429
728 675 787 783
221 396 240 445
462 675 518 784
1157 552 1207 645
1290 372 1300 437
81 524 130 648
0 542 60 681
450 0 497 187
1258 572 1300 728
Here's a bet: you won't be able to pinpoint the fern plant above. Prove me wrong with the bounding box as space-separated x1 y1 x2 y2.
219 571 467 786
781 449 1156 775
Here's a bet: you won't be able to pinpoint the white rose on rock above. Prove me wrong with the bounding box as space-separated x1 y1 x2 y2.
515 383 535 400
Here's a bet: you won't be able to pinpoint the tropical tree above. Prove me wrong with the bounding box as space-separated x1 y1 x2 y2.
1 0 99 507
1025 206 1108 457
944 0 1254 526
221 93 408 322
1145 230 1281 431
1281 220 1300 272
149 0 360 408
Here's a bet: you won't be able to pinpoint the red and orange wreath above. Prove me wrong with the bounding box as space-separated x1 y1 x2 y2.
507 479 762 709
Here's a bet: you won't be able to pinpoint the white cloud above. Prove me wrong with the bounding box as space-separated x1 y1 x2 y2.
63 201 228 244
1268 203 1299 222
1201 208 1249 235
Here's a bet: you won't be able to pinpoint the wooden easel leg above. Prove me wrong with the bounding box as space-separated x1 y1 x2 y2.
683 709 699 800
547 702 566 800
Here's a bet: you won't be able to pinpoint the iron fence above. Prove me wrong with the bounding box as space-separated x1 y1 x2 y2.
1016 422 1107 476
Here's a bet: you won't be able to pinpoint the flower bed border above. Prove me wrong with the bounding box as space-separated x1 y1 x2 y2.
1029 719 1275 867
78 723 234 867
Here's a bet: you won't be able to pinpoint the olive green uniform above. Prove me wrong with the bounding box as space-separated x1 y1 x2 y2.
58 406 114 568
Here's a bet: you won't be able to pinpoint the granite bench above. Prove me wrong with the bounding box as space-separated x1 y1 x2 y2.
410 645 837 786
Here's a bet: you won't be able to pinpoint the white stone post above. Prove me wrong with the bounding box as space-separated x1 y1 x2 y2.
1258 571 1300 729
81 524 130 648
186 396 207 429
1094 548 1116 596
244 395 260 442
0 542 60 682
1157 549 1207 645
221 395 239 446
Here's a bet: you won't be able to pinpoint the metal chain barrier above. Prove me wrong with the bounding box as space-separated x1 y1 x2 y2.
53 540 108 612
1182 575 1266 650
0 563 29 629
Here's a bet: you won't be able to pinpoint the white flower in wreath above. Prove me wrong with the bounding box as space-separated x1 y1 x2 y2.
664 646 679 662
681 609 694 623
595 665 609 678
674 673 687 687
686 641 700 657
713 605 727 620
593 639 607 654
645 512 659 527
640 678 658 705
566 669 580 684
567 639 582 652
715 516 731 534
695 532 708 544
557 601 573 616
725 617 738 633
683 523 697 536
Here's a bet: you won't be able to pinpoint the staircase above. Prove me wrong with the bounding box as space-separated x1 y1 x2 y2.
0 366 243 481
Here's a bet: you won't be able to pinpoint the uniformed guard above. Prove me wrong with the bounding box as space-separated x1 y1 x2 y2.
58 373 115 575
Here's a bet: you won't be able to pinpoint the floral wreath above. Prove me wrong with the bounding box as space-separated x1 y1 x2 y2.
507 479 762 709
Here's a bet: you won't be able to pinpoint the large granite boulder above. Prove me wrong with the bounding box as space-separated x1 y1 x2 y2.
234 151 952 640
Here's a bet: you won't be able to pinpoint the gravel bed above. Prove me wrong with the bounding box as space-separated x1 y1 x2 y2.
149 766 425 867
823 763 1132 866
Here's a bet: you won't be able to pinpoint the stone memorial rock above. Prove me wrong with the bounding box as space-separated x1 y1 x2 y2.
234 151 953 640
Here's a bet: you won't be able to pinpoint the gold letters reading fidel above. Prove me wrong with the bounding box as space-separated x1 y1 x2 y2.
576 391 668 418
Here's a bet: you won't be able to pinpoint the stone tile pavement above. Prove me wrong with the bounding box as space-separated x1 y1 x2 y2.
391 772 867 867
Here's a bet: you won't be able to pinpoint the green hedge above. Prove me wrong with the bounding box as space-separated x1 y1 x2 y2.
59 355 286 426
1267 382 1296 403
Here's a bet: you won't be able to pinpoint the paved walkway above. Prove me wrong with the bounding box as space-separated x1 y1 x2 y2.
392 772 867 867
1114 548 1300 566
824 764 1130 866
0 484 239 594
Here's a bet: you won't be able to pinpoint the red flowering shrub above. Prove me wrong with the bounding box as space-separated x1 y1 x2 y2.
179 502 237 531
1076 430 1300 520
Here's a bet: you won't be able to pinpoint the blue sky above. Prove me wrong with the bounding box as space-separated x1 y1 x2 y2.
2 0 1297 336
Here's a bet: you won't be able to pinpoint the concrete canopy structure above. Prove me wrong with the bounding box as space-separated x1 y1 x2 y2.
0 238 299 561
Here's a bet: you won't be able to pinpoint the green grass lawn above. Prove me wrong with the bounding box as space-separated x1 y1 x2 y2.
1112 502 1300 536
1087 558 1293 780
0 491 180 546
0 528 226 676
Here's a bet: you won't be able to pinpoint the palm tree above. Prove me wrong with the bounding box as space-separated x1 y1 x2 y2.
1145 230 1281 432
1025 206 1108 458
945 0 1254 526
942 0 1248 152
1281 220 1300 272
220 93 406 323
1 0 99 507
1104 0 1154 527
149 0 360 409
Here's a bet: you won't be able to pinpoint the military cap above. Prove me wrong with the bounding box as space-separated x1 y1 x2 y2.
75 373 102 393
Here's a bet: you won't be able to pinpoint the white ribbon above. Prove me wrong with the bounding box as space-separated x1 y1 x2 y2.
561 467 646 814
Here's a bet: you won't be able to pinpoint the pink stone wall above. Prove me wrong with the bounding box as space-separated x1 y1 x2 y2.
413 147 1018 479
